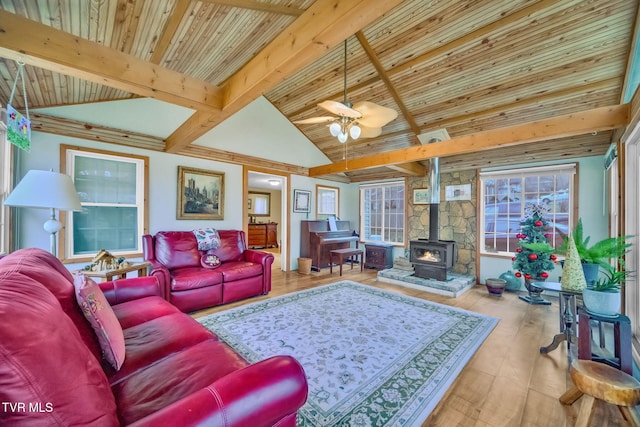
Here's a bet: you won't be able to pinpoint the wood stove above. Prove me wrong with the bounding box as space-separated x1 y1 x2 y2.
410 239 457 281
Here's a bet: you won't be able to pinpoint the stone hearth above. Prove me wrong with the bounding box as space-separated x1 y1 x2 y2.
377 268 476 297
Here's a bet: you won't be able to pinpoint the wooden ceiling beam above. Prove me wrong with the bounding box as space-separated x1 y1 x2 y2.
355 31 421 144
164 0 405 153
200 0 306 16
308 104 630 176
149 0 192 65
386 162 426 176
0 9 222 111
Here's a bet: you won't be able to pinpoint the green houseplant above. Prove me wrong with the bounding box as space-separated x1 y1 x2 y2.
582 263 632 316
560 218 632 285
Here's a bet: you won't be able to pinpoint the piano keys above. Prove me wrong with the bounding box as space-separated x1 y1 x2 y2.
300 220 359 271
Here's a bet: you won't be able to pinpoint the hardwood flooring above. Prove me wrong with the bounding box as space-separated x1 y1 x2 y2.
192 263 628 426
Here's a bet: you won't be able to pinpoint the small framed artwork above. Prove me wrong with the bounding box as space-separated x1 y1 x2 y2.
413 188 431 205
177 166 225 220
445 184 472 201
293 189 311 213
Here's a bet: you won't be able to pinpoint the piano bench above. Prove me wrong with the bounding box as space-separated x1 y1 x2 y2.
330 248 364 276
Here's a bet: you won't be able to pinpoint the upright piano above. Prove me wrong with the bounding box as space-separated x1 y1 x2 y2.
300 220 359 271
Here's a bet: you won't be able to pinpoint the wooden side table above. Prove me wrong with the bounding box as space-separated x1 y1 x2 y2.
83 261 151 282
364 242 393 270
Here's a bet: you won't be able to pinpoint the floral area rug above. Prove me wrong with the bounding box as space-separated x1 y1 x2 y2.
198 281 498 426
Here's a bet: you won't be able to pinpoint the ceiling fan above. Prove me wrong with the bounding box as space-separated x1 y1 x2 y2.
294 40 398 143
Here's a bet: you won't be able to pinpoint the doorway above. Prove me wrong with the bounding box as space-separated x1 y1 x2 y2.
246 169 288 271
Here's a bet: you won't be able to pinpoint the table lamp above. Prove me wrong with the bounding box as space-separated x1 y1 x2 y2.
4 169 82 256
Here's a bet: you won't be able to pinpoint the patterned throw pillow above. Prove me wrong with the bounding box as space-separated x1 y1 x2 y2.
73 273 126 370
201 254 221 269
193 227 221 251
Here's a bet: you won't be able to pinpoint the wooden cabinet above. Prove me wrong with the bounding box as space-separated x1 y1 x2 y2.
248 223 278 248
365 242 393 270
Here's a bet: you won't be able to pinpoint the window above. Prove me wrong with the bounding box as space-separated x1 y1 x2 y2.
316 185 339 219
0 106 10 255
480 164 575 255
62 145 148 260
360 180 405 244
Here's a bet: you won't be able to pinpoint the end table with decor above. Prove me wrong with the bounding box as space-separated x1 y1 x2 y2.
82 261 151 282
364 242 394 270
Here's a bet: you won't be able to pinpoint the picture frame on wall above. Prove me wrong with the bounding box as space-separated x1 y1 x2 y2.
413 188 431 205
177 166 225 220
293 189 311 213
445 184 472 201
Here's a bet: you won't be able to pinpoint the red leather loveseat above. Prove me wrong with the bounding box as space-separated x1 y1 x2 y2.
0 248 307 426
143 229 273 312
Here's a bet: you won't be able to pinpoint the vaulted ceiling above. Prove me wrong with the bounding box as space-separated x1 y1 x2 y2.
0 0 637 182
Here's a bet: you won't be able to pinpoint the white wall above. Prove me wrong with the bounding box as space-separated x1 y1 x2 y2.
479 155 608 284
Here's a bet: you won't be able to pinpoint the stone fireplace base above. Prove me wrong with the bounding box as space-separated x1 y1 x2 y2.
377 268 476 297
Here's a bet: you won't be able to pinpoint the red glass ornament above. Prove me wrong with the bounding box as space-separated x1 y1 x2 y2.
524 274 532 279
529 253 538 260
515 271 522 277
535 220 543 227
512 257 516 261
544 233 552 239
550 254 557 261
541 272 549 278
516 248 522 253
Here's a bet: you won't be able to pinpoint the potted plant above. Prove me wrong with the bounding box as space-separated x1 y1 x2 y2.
582 263 632 317
560 218 632 285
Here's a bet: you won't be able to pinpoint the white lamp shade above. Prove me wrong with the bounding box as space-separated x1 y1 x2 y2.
350 124 361 139
329 122 341 137
338 132 348 143
4 170 82 211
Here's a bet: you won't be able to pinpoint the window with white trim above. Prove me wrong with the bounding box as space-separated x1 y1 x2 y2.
480 164 575 255
360 180 404 244
0 106 10 255
63 146 148 260
316 185 339 219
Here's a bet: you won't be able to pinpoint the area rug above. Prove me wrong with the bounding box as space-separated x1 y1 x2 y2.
198 281 498 426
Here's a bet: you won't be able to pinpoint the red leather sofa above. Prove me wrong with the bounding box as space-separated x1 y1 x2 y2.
0 248 307 426
143 229 273 312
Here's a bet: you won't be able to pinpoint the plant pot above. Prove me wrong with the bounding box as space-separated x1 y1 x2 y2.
485 278 507 296
582 288 621 317
519 276 551 305
581 262 600 287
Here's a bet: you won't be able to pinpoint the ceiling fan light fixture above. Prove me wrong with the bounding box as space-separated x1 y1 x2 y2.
338 132 348 143
349 124 361 139
329 122 341 137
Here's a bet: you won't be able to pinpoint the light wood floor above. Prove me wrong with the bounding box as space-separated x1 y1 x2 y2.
192 262 628 426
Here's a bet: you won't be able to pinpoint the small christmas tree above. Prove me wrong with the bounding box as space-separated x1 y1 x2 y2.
512 203 556 304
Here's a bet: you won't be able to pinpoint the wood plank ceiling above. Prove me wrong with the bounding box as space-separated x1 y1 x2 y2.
0 0 637 181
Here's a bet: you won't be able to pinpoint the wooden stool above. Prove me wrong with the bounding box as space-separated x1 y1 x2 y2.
559 359 640 427
329 248 363 276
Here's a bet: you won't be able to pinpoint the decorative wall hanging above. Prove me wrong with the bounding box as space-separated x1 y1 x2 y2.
293 189 311 213
445 184 472 201
177 166 225 220
412 188 431 205
7 62 31 152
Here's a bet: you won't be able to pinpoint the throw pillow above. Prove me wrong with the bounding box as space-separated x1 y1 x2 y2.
201 254 221 269
193 227 221 251
74 273 126 370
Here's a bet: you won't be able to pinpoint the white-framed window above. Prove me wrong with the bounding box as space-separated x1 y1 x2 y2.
62 145 148 261
316 185 339 219
480 164 576 255
0 106 11 255
360 180 405 244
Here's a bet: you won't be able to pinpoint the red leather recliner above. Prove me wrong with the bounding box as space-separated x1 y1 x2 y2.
0 248 307 426
143 230 274 312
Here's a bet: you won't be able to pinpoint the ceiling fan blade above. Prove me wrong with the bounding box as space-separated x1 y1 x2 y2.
358 125 382 138
351 101 398 127
293 116 336 124
318 100 361 118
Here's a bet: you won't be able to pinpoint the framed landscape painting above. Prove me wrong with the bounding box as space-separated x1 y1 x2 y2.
413 188 431 205
177 166 224 220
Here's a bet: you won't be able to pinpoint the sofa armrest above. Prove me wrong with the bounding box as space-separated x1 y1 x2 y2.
129 355 307 427
244 248 274 266
99 276 162 306
146 260 171 300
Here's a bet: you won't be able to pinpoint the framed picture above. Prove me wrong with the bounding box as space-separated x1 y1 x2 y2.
445 184 472 201
413 188 431 205
177 166 224 220
293 189 311 213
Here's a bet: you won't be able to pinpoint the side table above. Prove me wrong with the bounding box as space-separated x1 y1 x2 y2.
364 242 393 270
83 261 151 282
